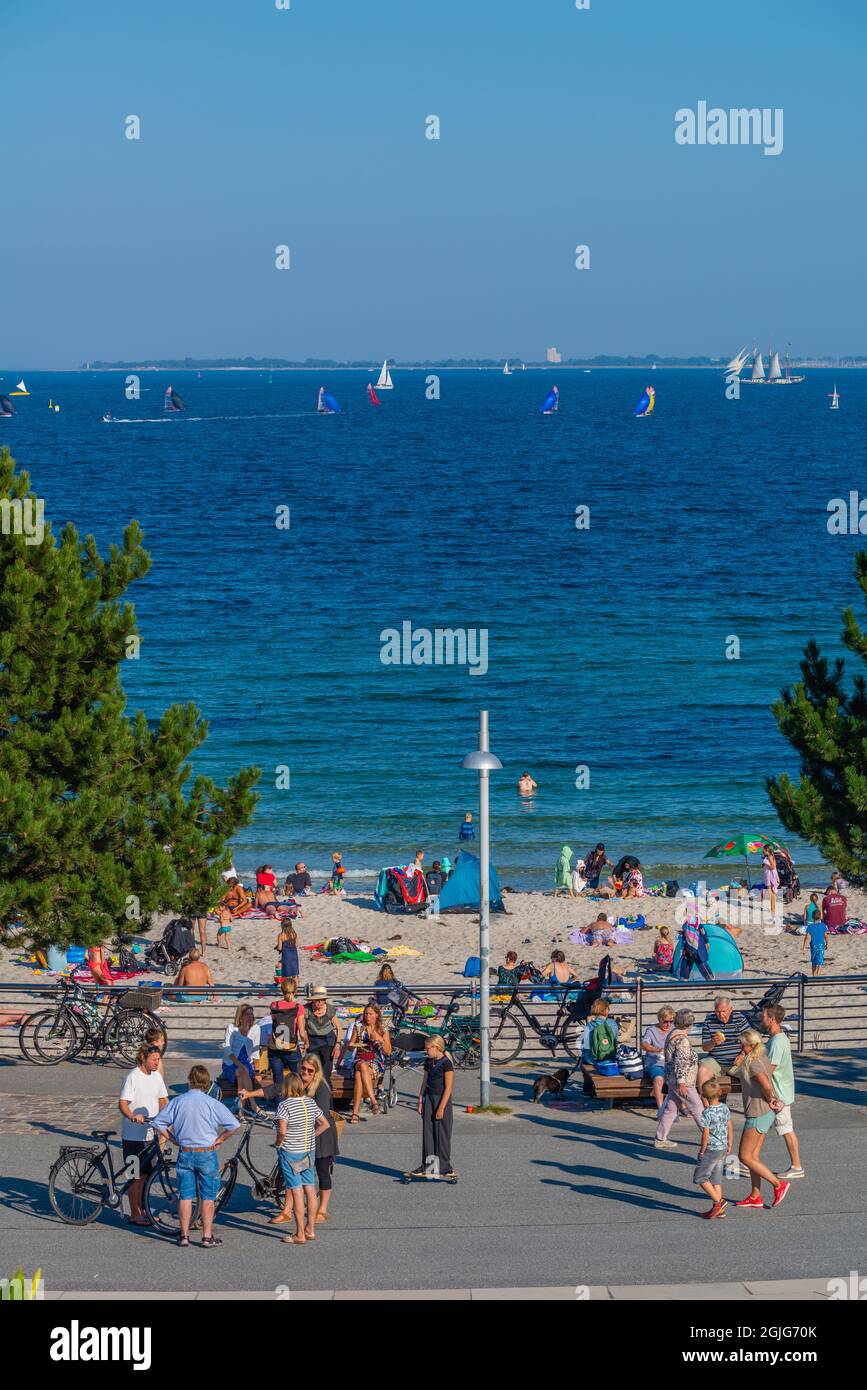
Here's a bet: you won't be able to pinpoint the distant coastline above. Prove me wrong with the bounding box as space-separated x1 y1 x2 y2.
71 353 867 371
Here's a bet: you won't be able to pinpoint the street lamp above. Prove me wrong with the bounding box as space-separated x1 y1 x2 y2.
462 710 502 1107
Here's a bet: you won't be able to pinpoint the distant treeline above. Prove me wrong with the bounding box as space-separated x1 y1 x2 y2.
82 353 863 370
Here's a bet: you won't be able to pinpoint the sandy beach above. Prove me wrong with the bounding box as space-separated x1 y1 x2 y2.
4 885 855 991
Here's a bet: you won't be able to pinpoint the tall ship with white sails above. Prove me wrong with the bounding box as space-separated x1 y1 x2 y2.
733 344 804 385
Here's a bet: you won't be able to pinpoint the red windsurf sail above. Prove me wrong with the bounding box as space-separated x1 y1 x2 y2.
367 383 381 405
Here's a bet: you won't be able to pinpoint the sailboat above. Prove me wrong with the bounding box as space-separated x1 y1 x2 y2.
539 386 559 415
367 382 381 406
375 360 393 390
10 379 30 396
164 386 184 412
633 386 656 418
317 387 340 414
829 384 840 410
503 360 512 375
0 394 15 418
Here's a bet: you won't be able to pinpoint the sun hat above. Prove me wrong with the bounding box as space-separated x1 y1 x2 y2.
309 985 328 1000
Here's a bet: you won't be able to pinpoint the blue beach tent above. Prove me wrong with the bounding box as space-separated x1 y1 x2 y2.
438 851 506 914
672 922 744 979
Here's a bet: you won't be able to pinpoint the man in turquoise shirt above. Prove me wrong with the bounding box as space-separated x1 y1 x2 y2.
152 1065 239 1247
762 1004 804 1181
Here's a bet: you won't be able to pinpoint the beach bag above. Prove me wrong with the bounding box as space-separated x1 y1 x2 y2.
328 937 355 957
594 1061 620 1077
666 879 679 898
270 1001 301 1052
615 1045 644 1079
463 956 481 978
590 1019 617 1062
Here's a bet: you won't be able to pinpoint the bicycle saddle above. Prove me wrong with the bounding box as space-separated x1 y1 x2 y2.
91 1130 114 1141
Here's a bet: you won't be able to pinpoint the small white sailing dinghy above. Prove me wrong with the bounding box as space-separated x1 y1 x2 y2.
376 360 394 390
503 360 512 375
829 384 839 410
10 379 29 395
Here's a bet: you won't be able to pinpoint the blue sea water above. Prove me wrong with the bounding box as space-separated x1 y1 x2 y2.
2 367 863 889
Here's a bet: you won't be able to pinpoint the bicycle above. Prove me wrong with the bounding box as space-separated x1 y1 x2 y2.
19 977 165 1067
487 982 589 1064
388 989 481 1070
48 1130 191 1232
215 1107 284 1213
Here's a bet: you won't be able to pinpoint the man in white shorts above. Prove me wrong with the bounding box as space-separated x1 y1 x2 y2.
762 1002 804 1179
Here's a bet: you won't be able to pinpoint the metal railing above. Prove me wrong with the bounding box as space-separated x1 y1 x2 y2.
1 974 865 1063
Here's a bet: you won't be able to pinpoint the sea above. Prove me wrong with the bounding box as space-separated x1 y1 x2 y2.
2 366 862 891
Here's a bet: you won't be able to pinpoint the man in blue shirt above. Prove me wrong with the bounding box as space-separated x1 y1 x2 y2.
152 1065 239 1247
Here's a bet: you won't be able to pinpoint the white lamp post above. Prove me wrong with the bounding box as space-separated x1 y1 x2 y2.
462 710 502 1107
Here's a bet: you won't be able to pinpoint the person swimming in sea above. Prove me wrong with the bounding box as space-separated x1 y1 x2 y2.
517 771 538 796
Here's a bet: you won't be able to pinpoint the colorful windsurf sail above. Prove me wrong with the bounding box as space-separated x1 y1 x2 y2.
633 386 655 417
540 386 559 414
164 386 184 412
317 387 340 414
0 395 15 417
367 383 381 406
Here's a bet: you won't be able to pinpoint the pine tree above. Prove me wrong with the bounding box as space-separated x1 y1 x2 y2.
767 550 867 885
0 447 260 947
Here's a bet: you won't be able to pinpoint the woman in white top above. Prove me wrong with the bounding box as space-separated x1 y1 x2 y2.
221 1004 261 1097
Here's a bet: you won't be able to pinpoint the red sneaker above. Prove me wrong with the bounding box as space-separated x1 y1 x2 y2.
735 1193 764 1209
771 1180 791 1208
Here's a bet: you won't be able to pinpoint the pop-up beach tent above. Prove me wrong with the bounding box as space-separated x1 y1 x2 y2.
438 851 506 913
672 921 744 979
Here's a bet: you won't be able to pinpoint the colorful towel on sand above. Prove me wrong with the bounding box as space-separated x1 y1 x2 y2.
329 951 378 964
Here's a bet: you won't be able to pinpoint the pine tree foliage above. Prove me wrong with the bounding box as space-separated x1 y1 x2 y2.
0 447 260 946
768 550 867 885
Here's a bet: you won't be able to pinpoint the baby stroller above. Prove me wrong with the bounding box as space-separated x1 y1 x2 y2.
374 866 429 915
777 856 801 903
147 918 195 974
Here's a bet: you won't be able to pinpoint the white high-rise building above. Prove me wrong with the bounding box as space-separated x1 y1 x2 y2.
546 346 561 364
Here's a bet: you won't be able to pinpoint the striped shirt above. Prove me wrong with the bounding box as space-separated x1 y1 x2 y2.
701 1010 749 1065
275 1096 323 1152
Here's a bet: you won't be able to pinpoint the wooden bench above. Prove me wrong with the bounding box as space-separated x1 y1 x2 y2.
580 1064 741 1108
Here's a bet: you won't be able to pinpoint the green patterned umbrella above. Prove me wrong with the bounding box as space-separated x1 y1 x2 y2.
704 833 787 888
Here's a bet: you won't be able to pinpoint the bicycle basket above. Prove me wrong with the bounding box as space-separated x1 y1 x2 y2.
118 987 162 1011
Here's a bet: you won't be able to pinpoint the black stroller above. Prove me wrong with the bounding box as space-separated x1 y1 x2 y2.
777 855 801 903
147 918 196 974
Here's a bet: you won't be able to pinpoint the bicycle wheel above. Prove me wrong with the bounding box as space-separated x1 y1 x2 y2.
451 1037 481 1070
489 1008 525 1065
143 1159 199 1233
105 1009 162 1066
215 1157 238 1213
29 1010 80 1065
559 1013 585 1061
49 1150 108 1224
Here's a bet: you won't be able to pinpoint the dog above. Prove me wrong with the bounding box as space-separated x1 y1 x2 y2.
533 1067 571 1103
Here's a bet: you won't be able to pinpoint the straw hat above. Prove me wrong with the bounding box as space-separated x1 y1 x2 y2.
309 985 328 1000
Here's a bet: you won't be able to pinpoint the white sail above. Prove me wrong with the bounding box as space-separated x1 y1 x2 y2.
751 351 765 381
503 360 511 374
830 384 839 409
768 351 782 381
376 360 393 389
725 346 750 374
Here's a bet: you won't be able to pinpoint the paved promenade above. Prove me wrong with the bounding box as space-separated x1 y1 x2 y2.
2 1053 865 1295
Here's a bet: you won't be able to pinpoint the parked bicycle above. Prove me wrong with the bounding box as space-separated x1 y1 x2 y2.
387 988 481 1070
215 1107 283 1213
48 1130 188 1231
19 978 165 1067
488 982 589 1063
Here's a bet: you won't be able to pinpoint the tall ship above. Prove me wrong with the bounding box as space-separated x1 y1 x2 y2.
736 344 804 384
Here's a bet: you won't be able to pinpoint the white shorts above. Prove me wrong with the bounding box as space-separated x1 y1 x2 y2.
773 1104 794 1136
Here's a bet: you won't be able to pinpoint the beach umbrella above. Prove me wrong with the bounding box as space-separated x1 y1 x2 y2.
704 833 787 889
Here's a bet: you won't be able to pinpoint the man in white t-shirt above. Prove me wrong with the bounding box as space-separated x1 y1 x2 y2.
118 1044 169 1225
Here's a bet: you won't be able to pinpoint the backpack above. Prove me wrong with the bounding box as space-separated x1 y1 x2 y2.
463 956 481 978
590 1018 617 1062
270 1001 300 1051
615 1045 644 1079
666 879 680 898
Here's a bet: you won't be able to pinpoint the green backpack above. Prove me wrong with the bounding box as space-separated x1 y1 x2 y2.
590 1019 617 1062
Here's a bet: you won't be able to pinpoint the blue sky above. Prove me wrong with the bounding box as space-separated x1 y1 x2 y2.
4 0 865 364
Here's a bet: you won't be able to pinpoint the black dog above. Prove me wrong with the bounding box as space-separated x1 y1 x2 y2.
532 1067 571 1103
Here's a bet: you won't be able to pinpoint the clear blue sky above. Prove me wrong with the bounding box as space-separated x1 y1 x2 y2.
4 0 865 364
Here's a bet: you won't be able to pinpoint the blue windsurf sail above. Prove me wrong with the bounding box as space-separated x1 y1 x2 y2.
317 388 340 414
633 386 655 418
540 386 559 414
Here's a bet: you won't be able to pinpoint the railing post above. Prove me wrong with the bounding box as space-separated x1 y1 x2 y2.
797 974 806 1054
635 978 642 1047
